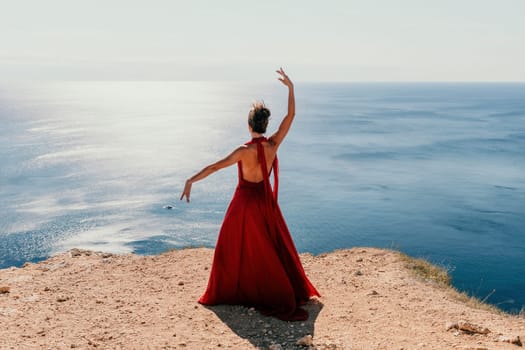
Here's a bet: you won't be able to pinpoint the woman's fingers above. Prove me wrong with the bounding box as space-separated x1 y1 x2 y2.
276 68 290 84
180 182 191 203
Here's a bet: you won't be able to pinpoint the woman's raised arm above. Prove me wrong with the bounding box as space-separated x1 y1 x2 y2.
269 67 295 148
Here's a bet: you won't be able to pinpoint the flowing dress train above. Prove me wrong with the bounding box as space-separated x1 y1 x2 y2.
198 137 320 321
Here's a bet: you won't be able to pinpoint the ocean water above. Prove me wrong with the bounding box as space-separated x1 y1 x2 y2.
1 81 524 313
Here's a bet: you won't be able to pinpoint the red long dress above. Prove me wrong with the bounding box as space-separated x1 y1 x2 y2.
198 137 320 321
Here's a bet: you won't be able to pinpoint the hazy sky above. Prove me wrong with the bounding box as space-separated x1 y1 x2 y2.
1 0 524 81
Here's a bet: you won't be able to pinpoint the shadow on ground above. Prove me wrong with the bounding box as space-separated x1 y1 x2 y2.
207 299 324 349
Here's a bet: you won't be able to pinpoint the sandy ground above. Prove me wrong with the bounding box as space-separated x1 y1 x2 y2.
1 247 524 350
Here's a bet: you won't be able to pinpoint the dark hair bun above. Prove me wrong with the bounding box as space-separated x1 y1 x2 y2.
248 102 271 134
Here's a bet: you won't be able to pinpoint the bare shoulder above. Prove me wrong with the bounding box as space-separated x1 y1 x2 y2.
221 144 249 163
266 136 280 150
234 144 250 155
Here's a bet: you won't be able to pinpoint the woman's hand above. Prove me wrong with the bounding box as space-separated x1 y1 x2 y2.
276 67 293 88
180 180 192 203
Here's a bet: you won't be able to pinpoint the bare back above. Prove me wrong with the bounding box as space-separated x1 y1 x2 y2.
239 141 277 183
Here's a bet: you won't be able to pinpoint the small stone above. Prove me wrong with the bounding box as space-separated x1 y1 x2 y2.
446 322 458 331
369 290 379 296
0 286 10 294
498 335 522 346
178 281 184 286
354 270 363 276
269 344 283 350
70 344 77 348
297 335 313 346
56 295 69 302
457 320 490 334
101 252 113 258
70 248 82 257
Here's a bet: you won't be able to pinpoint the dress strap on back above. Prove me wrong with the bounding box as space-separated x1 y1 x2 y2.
246 137 279 202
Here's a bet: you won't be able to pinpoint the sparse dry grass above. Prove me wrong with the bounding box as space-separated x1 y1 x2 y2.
452 289 505 315
395 251 509 316
396 251 451 287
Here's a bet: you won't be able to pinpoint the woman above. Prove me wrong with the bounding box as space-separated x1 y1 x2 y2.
180 68 320 321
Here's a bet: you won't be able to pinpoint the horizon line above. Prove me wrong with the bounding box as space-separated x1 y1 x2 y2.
2 79 525 84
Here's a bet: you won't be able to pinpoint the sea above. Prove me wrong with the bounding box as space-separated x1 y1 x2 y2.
1 81 524 313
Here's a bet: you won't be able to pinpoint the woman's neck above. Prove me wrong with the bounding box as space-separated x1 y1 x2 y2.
250 132 265 139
